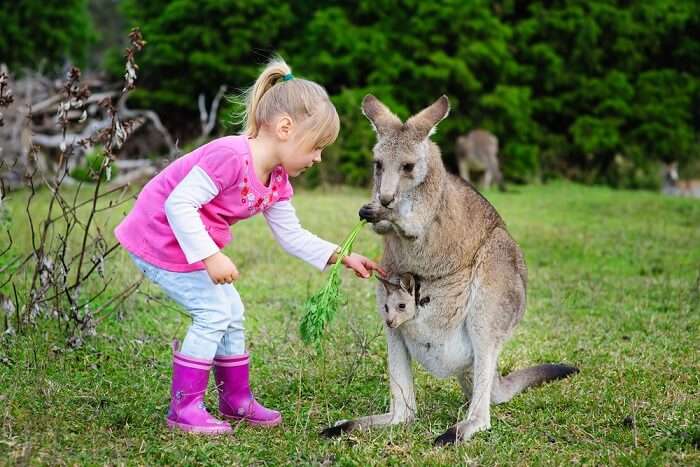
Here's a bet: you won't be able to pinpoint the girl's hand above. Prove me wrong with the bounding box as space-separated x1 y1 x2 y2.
203 252 240 284
340 253 386 279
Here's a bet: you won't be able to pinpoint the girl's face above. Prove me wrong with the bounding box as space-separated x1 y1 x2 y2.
273 116 324 177
281 139 323 177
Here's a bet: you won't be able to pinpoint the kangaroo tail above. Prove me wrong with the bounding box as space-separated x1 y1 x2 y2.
491 363 578 405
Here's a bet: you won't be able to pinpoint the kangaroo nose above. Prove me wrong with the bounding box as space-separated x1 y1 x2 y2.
379 194 394 207
386 319 395 328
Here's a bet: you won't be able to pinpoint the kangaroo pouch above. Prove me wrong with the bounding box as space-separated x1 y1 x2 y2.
399 281 475 379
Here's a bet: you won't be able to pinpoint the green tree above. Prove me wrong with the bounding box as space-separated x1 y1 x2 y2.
293 0 527 182
508 0 700 185
117 0 700 187
117 0 295 137
0 0 95 73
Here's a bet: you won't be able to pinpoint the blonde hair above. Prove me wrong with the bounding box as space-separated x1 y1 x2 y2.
234 56 340 150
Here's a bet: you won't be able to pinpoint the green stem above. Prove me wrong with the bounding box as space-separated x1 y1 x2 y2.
330 219 367 269
300 220 368 347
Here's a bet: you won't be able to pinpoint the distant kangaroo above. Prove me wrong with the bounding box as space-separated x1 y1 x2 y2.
662 161 700 198
321 95 577 446
455 129 505 191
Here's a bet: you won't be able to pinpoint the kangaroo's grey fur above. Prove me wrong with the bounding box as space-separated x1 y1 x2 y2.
455 129 505 191
321 95 577 446
662 161 700 198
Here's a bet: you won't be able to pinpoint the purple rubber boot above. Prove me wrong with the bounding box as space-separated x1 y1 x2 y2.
214 354 282 427
166 344 232 434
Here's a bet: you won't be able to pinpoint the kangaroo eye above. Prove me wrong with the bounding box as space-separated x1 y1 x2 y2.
384 304 389 313
398 303 406 310
374 161 383 171
402 163 414 173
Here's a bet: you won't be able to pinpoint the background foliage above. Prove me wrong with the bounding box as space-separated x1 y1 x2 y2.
4 0 700 187
0 0 96 72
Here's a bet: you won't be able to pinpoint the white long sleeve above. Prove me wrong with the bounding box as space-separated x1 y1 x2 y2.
164 166 221 264
263 200 338 271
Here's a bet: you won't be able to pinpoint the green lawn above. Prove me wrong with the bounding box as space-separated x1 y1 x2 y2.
1 182 699 465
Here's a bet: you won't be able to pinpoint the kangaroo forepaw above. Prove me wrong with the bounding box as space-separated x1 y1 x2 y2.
371 220 394 235
320 420 356 438
359 202 389 223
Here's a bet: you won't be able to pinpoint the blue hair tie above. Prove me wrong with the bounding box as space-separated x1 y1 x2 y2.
282 73 294 82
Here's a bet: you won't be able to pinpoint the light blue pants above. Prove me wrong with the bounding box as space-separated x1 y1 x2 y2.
129 253 245 360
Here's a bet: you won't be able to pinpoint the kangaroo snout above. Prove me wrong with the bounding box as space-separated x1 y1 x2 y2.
379 193 395 207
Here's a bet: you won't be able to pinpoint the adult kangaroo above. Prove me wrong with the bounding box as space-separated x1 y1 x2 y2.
662 161 700 198
321 95 577 446
455 129 505 191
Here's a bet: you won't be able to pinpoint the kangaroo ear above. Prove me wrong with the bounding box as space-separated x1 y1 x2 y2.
406 95 450 140
362 94 402 136
399 273 415 294
378 275 404 292
376 275 392 291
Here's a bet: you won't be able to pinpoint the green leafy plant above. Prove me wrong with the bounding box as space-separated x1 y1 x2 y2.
300 220 367 347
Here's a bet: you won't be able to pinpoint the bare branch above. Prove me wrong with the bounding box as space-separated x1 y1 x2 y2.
32 117 114 148
117 93 176 155
3 28 150 343
199 84 227 138
0 228 12 256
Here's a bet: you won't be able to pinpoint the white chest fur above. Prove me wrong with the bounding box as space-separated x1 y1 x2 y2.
399 308 473 379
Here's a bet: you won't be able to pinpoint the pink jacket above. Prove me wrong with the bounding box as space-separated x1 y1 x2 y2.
114 135 293 272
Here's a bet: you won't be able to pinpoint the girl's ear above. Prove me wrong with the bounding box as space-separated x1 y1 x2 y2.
275 114 293 141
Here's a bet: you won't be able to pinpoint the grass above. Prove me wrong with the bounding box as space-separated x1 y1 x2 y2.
1 181 699 465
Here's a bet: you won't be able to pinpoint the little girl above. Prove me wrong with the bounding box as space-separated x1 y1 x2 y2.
114 57 383 434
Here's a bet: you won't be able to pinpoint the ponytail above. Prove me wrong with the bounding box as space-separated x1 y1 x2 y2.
242 57 291 137
232 56 340 148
